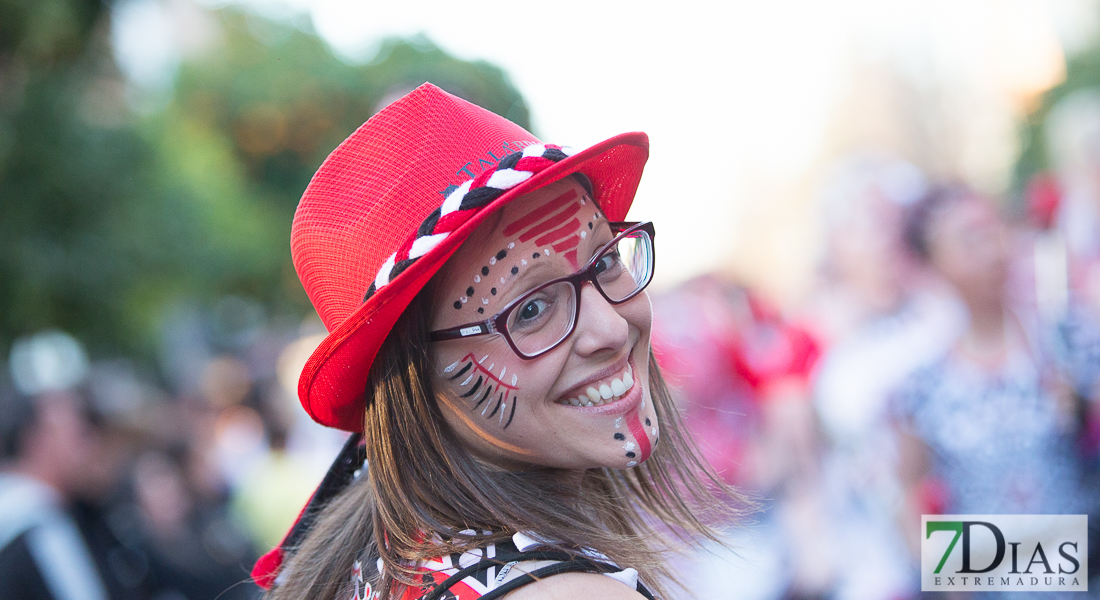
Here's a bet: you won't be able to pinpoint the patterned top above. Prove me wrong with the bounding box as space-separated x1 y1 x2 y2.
349 532 652 600
893 315 1097 515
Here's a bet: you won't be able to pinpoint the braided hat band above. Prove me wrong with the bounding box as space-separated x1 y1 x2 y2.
365 144 573 302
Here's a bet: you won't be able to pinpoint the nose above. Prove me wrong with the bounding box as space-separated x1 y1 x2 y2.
570 282 631 357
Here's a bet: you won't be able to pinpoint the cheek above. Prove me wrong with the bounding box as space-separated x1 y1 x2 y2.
439 351 524 429
626 292 654 335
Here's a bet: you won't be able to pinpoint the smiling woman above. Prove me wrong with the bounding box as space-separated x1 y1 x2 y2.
431 185 658 471
253 83 747 599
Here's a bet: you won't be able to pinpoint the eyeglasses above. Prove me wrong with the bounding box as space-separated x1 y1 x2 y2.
430 222 656 359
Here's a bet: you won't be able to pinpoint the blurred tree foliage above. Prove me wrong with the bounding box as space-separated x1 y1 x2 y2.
1 1 530 362
1014 44 1100 190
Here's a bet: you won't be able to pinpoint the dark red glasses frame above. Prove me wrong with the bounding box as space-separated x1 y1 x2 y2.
429 221 656 359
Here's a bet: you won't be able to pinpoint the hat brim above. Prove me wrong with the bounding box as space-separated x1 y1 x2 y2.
298 132 650 431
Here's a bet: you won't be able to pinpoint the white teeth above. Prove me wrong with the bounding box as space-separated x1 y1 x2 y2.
560 365 637 407
610 378 625 396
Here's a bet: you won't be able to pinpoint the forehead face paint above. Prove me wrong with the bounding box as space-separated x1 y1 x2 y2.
500 188 589 269
449 187 600 314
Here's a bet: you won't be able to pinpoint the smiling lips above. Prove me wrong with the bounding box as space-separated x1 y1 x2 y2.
555 363 635 407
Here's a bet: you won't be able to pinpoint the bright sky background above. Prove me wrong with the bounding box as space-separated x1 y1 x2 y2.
113 0 1099 297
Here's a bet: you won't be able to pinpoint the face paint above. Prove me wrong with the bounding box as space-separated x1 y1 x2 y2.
500 188 588 268
443 353 521 429
625 408 653 463
452 190 596 311
431 177 657 471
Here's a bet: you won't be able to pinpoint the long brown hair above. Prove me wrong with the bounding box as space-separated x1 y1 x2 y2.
269 282 751 599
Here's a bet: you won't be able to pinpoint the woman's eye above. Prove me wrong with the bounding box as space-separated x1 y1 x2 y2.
519 298 549 322
594 251 621 276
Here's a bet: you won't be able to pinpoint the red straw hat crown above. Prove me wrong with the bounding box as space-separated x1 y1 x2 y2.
292 83 649 431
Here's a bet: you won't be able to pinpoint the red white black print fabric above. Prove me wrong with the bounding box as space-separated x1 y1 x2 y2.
349 532 651 600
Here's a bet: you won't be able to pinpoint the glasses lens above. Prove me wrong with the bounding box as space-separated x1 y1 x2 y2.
593 230 654 302
505 281 578 356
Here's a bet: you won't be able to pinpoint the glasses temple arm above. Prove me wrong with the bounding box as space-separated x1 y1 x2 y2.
428 322 492 342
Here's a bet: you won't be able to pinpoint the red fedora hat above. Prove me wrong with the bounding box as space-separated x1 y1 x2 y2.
292 82 649 432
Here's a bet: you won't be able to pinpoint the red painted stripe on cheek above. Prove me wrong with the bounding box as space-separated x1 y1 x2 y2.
626 410 652 461
501 190 578 236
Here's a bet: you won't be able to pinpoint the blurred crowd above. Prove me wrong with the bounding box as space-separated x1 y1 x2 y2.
664 91 1100 600
0 312 348 599
7 89 1100 599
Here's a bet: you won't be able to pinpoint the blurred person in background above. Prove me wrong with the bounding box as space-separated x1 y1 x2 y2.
126 443 258 600
1038 90 1100 462
231 405 318 554
1045 89 1100 316
1 330 263 600
0 332 113 600
115 353 264 599
894 185 1100 590
806 156 964 600
653 277 821 600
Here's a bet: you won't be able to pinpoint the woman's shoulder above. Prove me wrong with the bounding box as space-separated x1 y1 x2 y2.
500 571 646 599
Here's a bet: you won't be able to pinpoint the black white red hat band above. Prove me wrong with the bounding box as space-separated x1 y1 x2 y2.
364 144 573 302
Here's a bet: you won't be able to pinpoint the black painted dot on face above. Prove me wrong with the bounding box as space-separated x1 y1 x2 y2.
466 286 475 296
588 222 593 229
453 301 462 310
614 433 625 441
491 288 497 295
510 266 519 275
477 308 484 314
496 249 507 261
626 451 636 458
481 266 490 276
532 253 540 259
645 417 651 426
